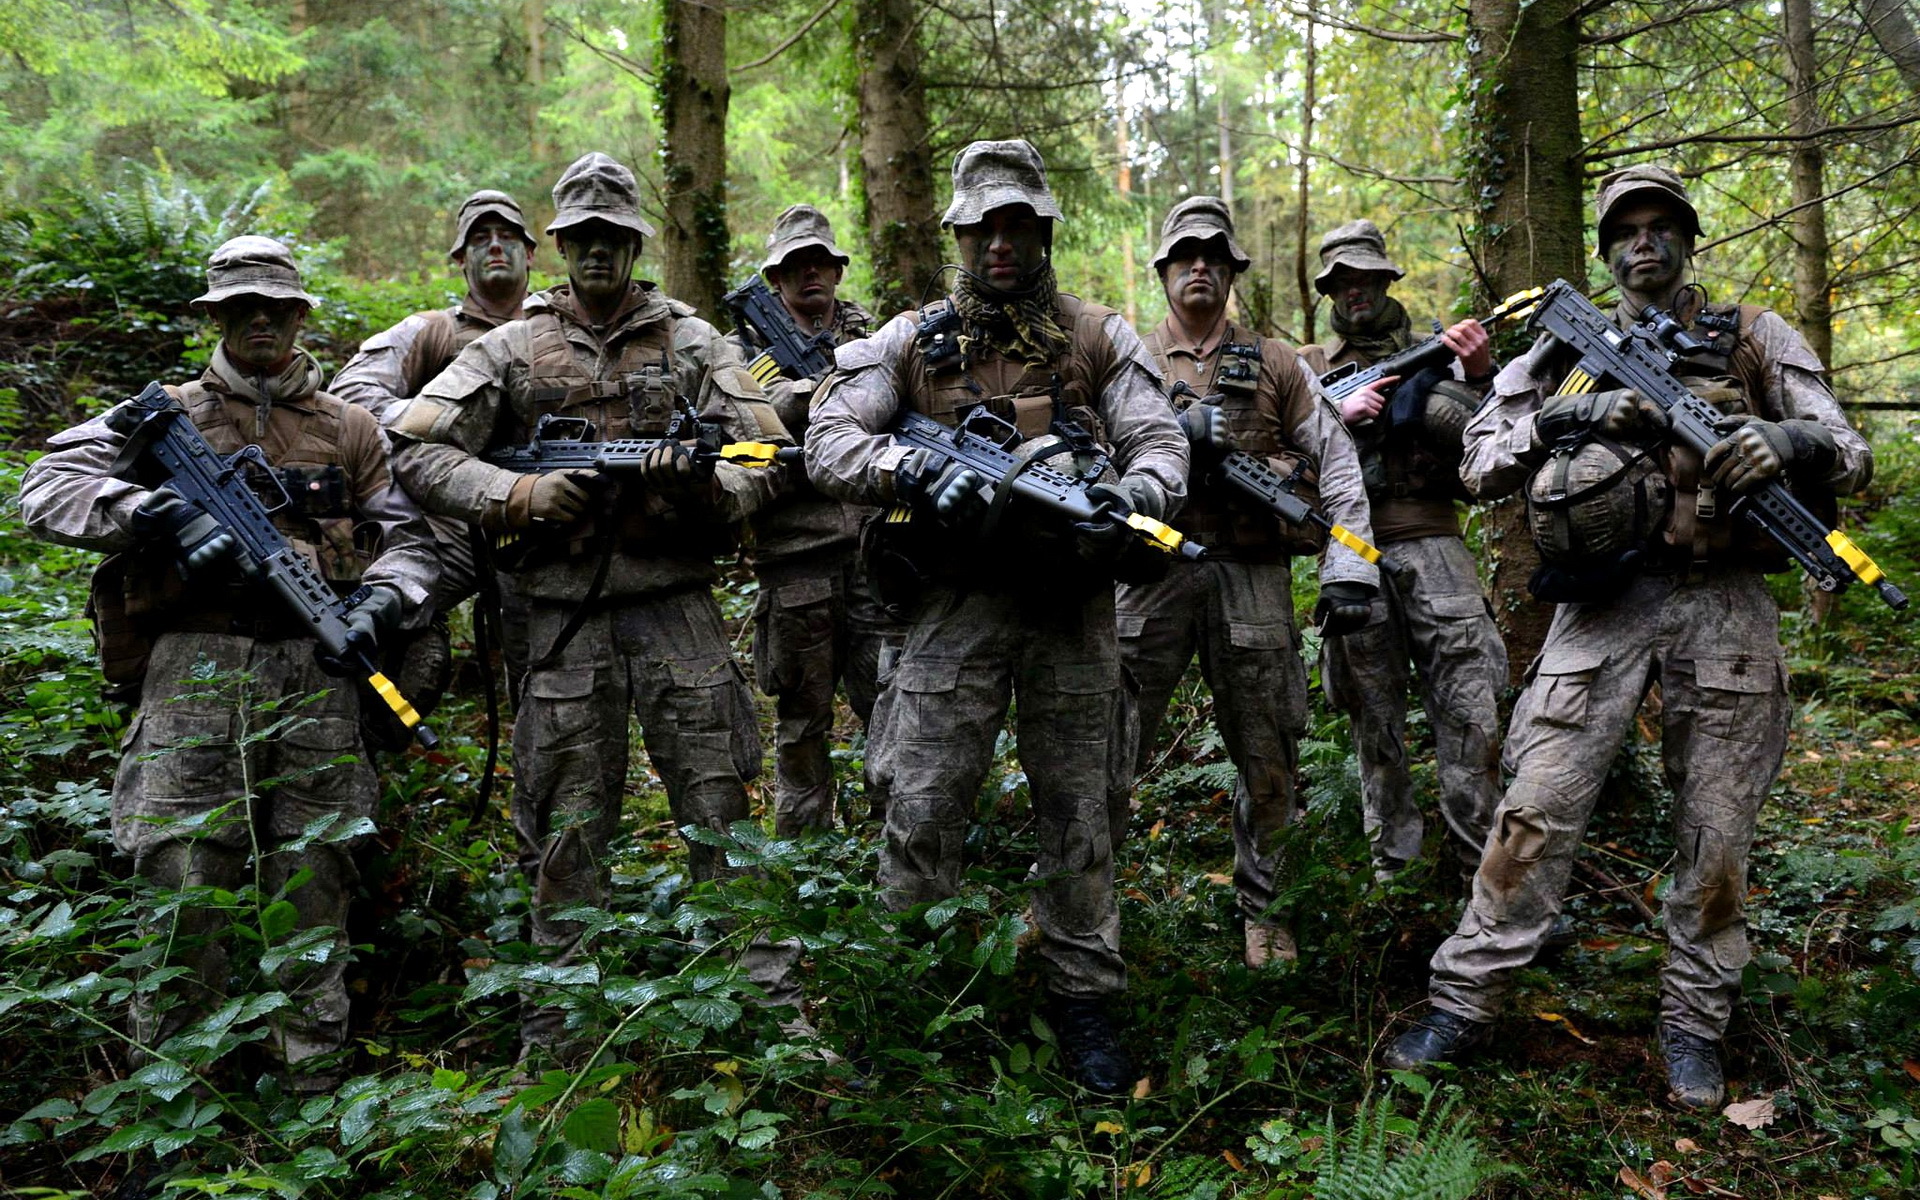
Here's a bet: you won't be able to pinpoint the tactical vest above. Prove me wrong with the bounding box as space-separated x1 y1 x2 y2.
1156 332 1323 560
1302 339 1464 507
902 293 1114 443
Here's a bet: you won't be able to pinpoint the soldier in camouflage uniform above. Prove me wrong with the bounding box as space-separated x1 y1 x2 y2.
725 205 902 834
19 236 439 1086
1385 165 1875 1110
382 153 793 1055
332 190 537 733
1117 197 1379 969
1299 220 1508 882
806 140 1189 1093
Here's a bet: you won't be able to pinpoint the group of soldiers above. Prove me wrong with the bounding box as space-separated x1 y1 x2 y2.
19 141 1873 1110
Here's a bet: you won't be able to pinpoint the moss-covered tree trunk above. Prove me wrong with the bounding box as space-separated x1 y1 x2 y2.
1466 0 1585 685
1786 0 1834 367
855 0 940 317
660 0 730 322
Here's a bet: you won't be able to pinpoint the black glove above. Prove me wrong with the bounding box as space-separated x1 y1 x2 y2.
894 447 989 528
1313 580 1377 637
132 485 238 576
1178 401 1233 458
1535 388 1661 446
1702 416 1837 494
1073 478 1163 566
638 440 711 500
316 585 404 677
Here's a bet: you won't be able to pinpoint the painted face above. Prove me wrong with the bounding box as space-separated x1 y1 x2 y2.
1325 267 1393 326
953 205 1050 293
1603 199 1690 299
1162 237 1238 314
215 296 307 371
459 217 530 298
558 221 640 310
767 245 844 325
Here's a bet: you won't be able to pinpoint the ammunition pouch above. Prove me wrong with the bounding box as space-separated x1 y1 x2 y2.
87 553 150 705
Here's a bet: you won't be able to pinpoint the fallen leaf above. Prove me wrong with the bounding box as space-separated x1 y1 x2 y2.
1682 1180 1708 1195
1127 1163 1152 1187
1131 1076 1152 1100
1535 1011 1596 1044
1203 872 1232 886
1093 1120 1124 1136
1581 938 1623 951
1722 1096 1777 1130
1903 1060 1920 1084
1648 1161 1679 1188
1148 819 1165 840
1221 1149 1245 1171
1674 1137 1701 1155
1619 1165 1666 1200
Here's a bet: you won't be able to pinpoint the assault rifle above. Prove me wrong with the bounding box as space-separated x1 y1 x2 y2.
724 275 837 389
1168 381 1391 572
483 409 799 476
884 408 1205 561
1317 286 1547 420
103 382 438 748
1518 278 1906 610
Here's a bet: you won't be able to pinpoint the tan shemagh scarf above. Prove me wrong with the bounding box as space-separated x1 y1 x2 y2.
952 264 1071 368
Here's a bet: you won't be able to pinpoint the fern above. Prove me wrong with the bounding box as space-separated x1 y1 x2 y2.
1314 1087 1509 1200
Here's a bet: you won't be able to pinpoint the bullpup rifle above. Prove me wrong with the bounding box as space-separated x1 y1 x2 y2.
884 407 1205 561
724 275 838 388
1519 278 1906 610
1317 286 1548 417
483 409 799 476
103 382 439 748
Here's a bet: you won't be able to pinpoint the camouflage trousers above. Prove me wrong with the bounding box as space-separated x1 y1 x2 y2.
1429 569 1792 1041
1321 535 1506 877
510 587 776 1043
869 584 1127 997
114 631 376 1070
1116 559 1307 924
378 513 482 742
751 554 903 834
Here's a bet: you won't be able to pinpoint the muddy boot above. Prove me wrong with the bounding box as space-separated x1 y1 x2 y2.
1048 995 1133 1096
1243 922 1298 969
1383 1006 1491 1070
1661 1027 1725 1111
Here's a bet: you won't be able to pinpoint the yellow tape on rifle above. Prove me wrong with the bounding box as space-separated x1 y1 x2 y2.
1826 530 1886 585
1328 524 1383 565
718 441 785 467
1124 512 1190 555
367 671 422 730
885 504 912 524
746 353 783 388
1487 286 1547 323
1557 367 1598 396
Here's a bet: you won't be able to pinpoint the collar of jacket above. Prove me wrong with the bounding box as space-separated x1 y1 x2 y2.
528 280 671 334
204 342 325 412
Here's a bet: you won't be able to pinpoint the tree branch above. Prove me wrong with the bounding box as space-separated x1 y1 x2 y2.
1697 151 1920 252
1588 113 1920 161
1581 1 1745 47
1270 2 1458 43
732 0 843 73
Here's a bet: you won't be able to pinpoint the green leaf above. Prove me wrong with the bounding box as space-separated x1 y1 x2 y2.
19 1099 78 1121
561 1098 620 1154
494 1108 536 1184
258 900 298 942
1008 1043 1032 1074
673 995 743 1029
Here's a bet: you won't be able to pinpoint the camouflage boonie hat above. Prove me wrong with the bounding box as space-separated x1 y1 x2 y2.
546 152 656 239
1150 195 1251 273
449 189 536 258
1313 219 1405 293
761 204 849 273
1593 164 1701 260
941 139 1065 227
191 236 318 310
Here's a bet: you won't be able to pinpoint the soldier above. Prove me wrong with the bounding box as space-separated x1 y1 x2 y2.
332 190 538 735
805 139 1189 1094
381 153 793 1057
1384 165 1874 1110
1118 197 1379 968
18 236 438 1088
1299 219 1507 883
725 205 901 834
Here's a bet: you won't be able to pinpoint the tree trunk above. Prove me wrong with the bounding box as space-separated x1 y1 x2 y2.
855 0 941 317
1786 0 1834 366
526 0 548 167
1465 0 1586 685
1860 0 1920 95
660 0 730 322
1118 106 1138 328
1294 0 1317 346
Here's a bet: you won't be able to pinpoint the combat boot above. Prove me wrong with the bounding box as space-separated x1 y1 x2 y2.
1048 995 1134 1095
1661 1027 1725 1110
1244 922 1298 969
1383 1006 1491 1070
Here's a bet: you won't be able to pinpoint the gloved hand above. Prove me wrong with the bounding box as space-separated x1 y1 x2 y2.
894 447 989 528
316 585 404 676
1073 477 1164 566
1178 401 1233 458
1313 580 1377 637
132 485 238 576
1535 388 1661 445
1702 415 1837 494
501 468 598 531
639 439 711 499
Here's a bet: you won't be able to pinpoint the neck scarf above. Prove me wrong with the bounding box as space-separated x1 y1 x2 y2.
1329 293 1412 363
952 265 1070 368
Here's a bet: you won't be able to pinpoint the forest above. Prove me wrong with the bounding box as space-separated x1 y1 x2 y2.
3 0 1920 1196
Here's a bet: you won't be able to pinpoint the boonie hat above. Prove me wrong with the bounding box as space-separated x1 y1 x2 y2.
941 139 1065 227
1150 195 1251 273
1313 219 1405 293
449 189 536 258
191 236 318 310
546 152 657 239
1593 164 1702 260
762 204 849 274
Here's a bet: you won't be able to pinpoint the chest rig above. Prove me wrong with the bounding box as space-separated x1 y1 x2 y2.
904 293 1113 450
